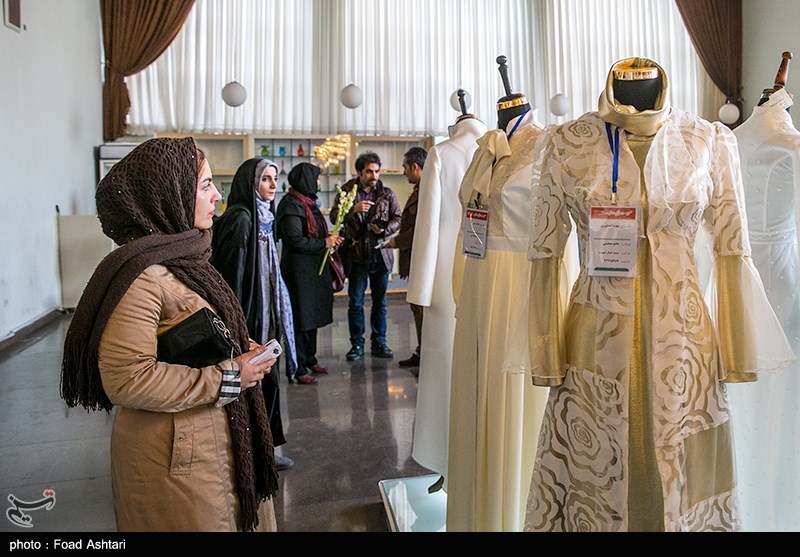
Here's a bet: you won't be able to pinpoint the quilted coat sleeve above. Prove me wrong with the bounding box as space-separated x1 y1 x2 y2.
97 267 226 412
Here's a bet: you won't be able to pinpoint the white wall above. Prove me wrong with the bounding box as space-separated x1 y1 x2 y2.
0 0 102 339
742 0 800 126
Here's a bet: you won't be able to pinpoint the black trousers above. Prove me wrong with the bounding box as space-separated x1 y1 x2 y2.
295 327 319 375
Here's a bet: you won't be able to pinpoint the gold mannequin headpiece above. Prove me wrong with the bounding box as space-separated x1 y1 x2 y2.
613 58 659 81
497 96 528 110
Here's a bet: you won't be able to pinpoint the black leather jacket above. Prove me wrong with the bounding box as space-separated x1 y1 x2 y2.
329 178 402 273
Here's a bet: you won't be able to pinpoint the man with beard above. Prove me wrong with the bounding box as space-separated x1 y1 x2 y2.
330 152 402 362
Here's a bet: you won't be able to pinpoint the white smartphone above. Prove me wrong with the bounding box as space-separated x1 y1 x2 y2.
248 339 283 365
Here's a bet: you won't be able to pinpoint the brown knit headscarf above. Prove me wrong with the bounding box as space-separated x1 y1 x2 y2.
59 137 278 532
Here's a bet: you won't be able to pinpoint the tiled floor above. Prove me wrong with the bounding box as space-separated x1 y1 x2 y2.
0 291 432 533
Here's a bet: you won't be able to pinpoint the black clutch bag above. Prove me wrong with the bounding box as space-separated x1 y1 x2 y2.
157 307 241 368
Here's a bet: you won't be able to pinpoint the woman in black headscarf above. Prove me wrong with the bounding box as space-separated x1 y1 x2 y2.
276 163 344 378
211 157 301 471
60 137 278 532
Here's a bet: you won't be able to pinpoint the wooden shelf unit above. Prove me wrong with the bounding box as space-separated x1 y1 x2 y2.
150 132 433 212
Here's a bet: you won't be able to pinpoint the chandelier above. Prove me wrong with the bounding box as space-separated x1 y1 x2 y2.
314 135 349 169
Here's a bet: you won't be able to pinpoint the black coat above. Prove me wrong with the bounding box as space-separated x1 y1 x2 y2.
210 157 289 446
210 206 262 337
275 186 334 333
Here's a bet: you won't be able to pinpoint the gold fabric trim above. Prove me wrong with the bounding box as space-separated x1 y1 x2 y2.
528 257 566 386
614 69 659 81
716 256 758 382
683 422 735 508
627 137 664 532
563 303 597 373
497 96 529 110
724 371 758 383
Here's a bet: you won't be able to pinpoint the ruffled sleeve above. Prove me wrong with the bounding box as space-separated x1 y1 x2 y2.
503 128 572 385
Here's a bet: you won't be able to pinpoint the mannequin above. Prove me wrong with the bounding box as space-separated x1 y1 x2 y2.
495 56 532 131
455 89 472 123
406 96 486 490
446 59 550 532
521 57 795 532
727 50 800 532
757 51 792 107
612 59 662 112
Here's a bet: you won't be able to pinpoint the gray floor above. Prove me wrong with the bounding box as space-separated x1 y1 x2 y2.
0 291 432 533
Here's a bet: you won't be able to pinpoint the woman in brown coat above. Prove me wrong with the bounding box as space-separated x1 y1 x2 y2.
60 137 280 532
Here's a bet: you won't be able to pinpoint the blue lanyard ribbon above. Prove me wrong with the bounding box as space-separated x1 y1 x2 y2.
604 122 620 205
493 107 531 167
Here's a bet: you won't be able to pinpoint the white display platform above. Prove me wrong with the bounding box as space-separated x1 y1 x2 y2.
377 474 447 532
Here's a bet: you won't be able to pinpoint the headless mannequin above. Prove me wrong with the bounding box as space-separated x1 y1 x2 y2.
757 51 792 109
495 55 532 130
455 88 478 124
613 76 661 112
612 60 662 112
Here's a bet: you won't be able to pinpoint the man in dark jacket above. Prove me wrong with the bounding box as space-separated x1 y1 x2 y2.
385 147 427 369
330 152 402 362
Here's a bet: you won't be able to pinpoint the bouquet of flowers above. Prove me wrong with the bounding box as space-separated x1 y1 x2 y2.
318 183 357 275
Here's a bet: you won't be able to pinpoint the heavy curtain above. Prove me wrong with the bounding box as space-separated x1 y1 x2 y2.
125 0 717 137
675 0 742 125
101 0 195 140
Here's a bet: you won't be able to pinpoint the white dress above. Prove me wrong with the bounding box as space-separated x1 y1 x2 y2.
728 103 800 532
446 110 551 532
406 116 487 479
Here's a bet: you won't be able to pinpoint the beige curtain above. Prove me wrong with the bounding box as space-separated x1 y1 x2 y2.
101 0 195 140
675 0 742 125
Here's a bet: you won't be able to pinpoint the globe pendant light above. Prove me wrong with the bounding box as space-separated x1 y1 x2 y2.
549 93 571 117
718 101 741 125
222 81 247 107
340 83 363 109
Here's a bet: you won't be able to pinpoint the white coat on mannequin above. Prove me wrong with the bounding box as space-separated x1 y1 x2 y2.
406 116 487 480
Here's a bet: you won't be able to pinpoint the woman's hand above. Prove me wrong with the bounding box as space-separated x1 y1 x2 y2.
325 234 344 249
235 346 276 390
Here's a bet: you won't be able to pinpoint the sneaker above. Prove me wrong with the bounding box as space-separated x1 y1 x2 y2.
371 343 394 359
346 345 364 361
275 454 295 471
399 353 420 367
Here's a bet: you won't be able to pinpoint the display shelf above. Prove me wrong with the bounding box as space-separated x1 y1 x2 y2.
148 133 430 214
155 133 250 214
157 132 250 176
253 134 351 211
352 135 434 174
